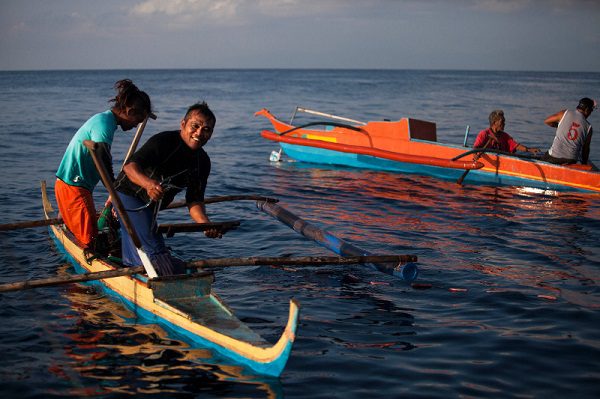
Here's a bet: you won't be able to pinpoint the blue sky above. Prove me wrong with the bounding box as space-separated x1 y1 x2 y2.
1 0 599 71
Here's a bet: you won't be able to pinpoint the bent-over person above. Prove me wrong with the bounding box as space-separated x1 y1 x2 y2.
55 79 152 249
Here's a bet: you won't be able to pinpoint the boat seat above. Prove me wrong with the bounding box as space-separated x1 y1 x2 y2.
150 271 214 299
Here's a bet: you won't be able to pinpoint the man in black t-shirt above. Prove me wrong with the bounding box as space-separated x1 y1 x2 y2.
115 102 221 276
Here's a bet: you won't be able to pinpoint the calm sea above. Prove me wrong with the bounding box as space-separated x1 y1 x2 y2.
0 69 599 398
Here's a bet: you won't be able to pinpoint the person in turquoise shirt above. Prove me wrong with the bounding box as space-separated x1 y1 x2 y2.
55 79 153 249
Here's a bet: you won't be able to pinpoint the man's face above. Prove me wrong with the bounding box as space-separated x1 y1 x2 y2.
120 107 148 131
492 117 505 133
180 111 215 150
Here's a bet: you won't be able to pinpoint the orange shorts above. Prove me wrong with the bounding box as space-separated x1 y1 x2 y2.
55 178 97 248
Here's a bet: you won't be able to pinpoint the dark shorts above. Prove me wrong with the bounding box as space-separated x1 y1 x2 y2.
541 152 576 165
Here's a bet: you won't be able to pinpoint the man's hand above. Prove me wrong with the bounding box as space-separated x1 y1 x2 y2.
146 182 164 201
204 227 223 239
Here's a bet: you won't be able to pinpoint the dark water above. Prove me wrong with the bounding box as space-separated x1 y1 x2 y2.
0 70 599 398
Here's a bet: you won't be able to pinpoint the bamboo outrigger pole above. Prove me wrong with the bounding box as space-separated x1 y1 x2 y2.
0 217 64 232
0 196 276 232
0 255 417 293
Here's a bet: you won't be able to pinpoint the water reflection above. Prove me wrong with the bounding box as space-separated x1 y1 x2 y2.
264 162 600 309
51 265 284 398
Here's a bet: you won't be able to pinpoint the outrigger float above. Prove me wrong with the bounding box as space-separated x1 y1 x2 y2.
256 107 600 193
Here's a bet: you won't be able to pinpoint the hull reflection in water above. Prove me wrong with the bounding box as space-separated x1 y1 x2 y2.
51 265 284 397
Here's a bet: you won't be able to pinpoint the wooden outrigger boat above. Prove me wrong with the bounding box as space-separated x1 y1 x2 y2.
29 179 415 377
256 107 600 193
40 180 299 377
0 119 419 379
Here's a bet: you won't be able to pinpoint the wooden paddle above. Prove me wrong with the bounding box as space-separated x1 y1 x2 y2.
0 255 417 293
84 139 159 278
124 113 156 163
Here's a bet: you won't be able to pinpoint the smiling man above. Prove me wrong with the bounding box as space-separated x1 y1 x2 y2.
114 102 220 276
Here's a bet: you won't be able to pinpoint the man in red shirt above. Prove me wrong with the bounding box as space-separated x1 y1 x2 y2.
473 109 540 154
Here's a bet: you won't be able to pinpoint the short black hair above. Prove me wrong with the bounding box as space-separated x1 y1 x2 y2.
184 102 216 124
577 97 595 113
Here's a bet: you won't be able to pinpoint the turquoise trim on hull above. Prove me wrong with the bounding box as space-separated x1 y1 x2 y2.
280 143 592 193
48 229 294 377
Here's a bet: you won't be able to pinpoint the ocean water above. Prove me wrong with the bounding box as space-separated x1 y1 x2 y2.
0 69 599 398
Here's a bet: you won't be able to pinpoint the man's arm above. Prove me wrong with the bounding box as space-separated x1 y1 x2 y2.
188 202 222 238
544 110 566 128
514 143 540 154
188 202 209 223
123 161 163 201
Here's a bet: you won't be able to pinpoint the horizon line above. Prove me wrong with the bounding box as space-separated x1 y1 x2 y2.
1 67 598 74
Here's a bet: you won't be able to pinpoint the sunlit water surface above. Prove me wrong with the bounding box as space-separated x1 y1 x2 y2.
0 70 599 398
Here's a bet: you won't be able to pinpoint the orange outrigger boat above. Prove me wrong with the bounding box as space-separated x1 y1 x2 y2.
256 107 600 193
